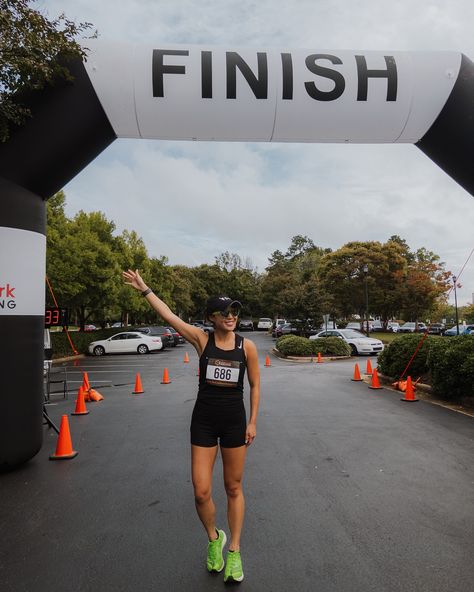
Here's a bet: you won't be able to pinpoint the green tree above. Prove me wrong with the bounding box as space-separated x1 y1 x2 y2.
0 0 94 141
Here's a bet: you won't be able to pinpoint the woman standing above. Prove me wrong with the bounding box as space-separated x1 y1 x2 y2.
123 270 260 583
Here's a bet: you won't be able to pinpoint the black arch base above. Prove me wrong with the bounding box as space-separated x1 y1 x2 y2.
0 59 116 469
417 54 474 196
0 181 45 471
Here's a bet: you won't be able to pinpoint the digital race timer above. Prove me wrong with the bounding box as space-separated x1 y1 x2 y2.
44 307 68 328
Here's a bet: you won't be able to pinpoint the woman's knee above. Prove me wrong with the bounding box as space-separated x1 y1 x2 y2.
224 480 243 499
193 485 212 505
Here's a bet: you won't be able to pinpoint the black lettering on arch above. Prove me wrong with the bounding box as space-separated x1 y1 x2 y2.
201 51 213 98
355 55 398 101
281 53 293 100
304 54 345 101
152 49 189 97
226 52 268 99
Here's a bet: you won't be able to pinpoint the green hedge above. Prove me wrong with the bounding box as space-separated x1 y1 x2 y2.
377 334 431 379
309 337 352 356
427 336 474 401
276 335 351 357
378 334 474 402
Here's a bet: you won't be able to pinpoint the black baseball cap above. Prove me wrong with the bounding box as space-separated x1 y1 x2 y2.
206 296 242 315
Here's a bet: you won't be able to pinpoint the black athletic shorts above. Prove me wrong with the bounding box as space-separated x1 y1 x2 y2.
190 398 246 448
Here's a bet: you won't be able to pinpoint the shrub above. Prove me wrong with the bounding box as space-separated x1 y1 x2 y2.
276 336 314 356
377 334 431 379
310 337 351 357
427 336 474 401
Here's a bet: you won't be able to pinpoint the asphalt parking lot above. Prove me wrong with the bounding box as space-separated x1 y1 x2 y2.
1 332 474 592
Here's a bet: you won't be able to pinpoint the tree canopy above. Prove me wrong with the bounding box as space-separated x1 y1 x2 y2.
0 0 94 141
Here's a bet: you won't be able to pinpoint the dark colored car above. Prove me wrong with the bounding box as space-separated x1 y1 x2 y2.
238 319 254 331
428 323 445 335
165 326 185 346
272 323 299 338
135 326 174 348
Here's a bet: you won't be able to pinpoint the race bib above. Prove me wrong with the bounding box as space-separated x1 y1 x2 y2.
206 358 240 387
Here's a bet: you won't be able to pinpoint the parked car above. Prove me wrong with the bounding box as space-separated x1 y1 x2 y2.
83 324 97 331
345 321 363 330
272 322 299 339
88 332 163 356
387 322 400 332
428 322 445 335
319 321 338 330
257 318 273 331
399 322 428 333
135 326 175 348
165 326 185 346
191 322 214 334
443 324 464 336
274 319 287 329
238 319 254 331
111 322 123 328
444 324 474 336
310 329 384 356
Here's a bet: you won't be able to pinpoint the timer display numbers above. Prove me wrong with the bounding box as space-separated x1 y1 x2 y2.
45 307 68 328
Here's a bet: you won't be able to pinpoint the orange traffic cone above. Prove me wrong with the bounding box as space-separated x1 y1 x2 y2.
71 386 89 415
82 372 90 390
317 352 322 364
49 415 78 460
89 388 104 402
401 376 419 402
265 355 271 367
369 367 383 390
133 373 144 394
366 359 373 375
351 363 362 381
183 352 190 363
161 368 171 384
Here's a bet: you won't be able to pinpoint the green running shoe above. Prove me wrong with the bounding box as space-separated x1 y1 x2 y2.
224 550 244 583
207 529 227 572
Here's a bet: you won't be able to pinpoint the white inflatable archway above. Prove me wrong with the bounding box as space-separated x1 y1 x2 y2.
1 42 473 468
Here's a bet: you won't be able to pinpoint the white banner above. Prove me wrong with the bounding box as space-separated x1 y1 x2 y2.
84 42 460 143
0 227 46 316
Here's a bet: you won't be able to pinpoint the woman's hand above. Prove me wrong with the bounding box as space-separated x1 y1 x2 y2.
122 269 148 292
245 423 256 447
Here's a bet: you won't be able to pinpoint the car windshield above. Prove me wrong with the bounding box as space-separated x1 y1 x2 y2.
339 329 366 338
259 318 272 322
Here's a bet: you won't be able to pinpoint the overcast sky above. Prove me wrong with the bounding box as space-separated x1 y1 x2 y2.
40 0 474 306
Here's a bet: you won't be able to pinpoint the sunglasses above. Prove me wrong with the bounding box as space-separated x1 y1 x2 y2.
211 307 240 318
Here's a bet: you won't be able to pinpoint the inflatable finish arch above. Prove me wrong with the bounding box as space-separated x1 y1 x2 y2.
0 42 473 469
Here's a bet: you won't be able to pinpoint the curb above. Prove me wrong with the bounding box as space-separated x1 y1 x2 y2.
271 348 351 363
52 354 86 364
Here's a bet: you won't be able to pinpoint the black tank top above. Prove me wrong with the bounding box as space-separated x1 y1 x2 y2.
197 332 246 401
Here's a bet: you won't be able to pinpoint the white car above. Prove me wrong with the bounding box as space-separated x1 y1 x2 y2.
88 332 163 356
310 329 384 356
257 317 273 330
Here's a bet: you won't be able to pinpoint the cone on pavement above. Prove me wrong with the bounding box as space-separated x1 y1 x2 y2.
71 386 89 415
183 352 190 363
368 367 383 390
265 355 271 367
161 368 171 384
401 375 419 402
82 372 90 390
89 388 104 402
317 352 322 363
351 363 362 381
366 359 373 375
49 415 78 460
133 373 144 394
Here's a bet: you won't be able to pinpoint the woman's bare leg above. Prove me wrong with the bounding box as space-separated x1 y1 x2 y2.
221 445 247 550
191 444 219 540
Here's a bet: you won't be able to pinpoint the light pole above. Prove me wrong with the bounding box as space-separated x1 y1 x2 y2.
453 275 460 335
363 264 369 337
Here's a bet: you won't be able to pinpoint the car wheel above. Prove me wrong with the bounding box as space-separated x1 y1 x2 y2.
137 344 149 354
350 344 358 356
93 345 105 356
